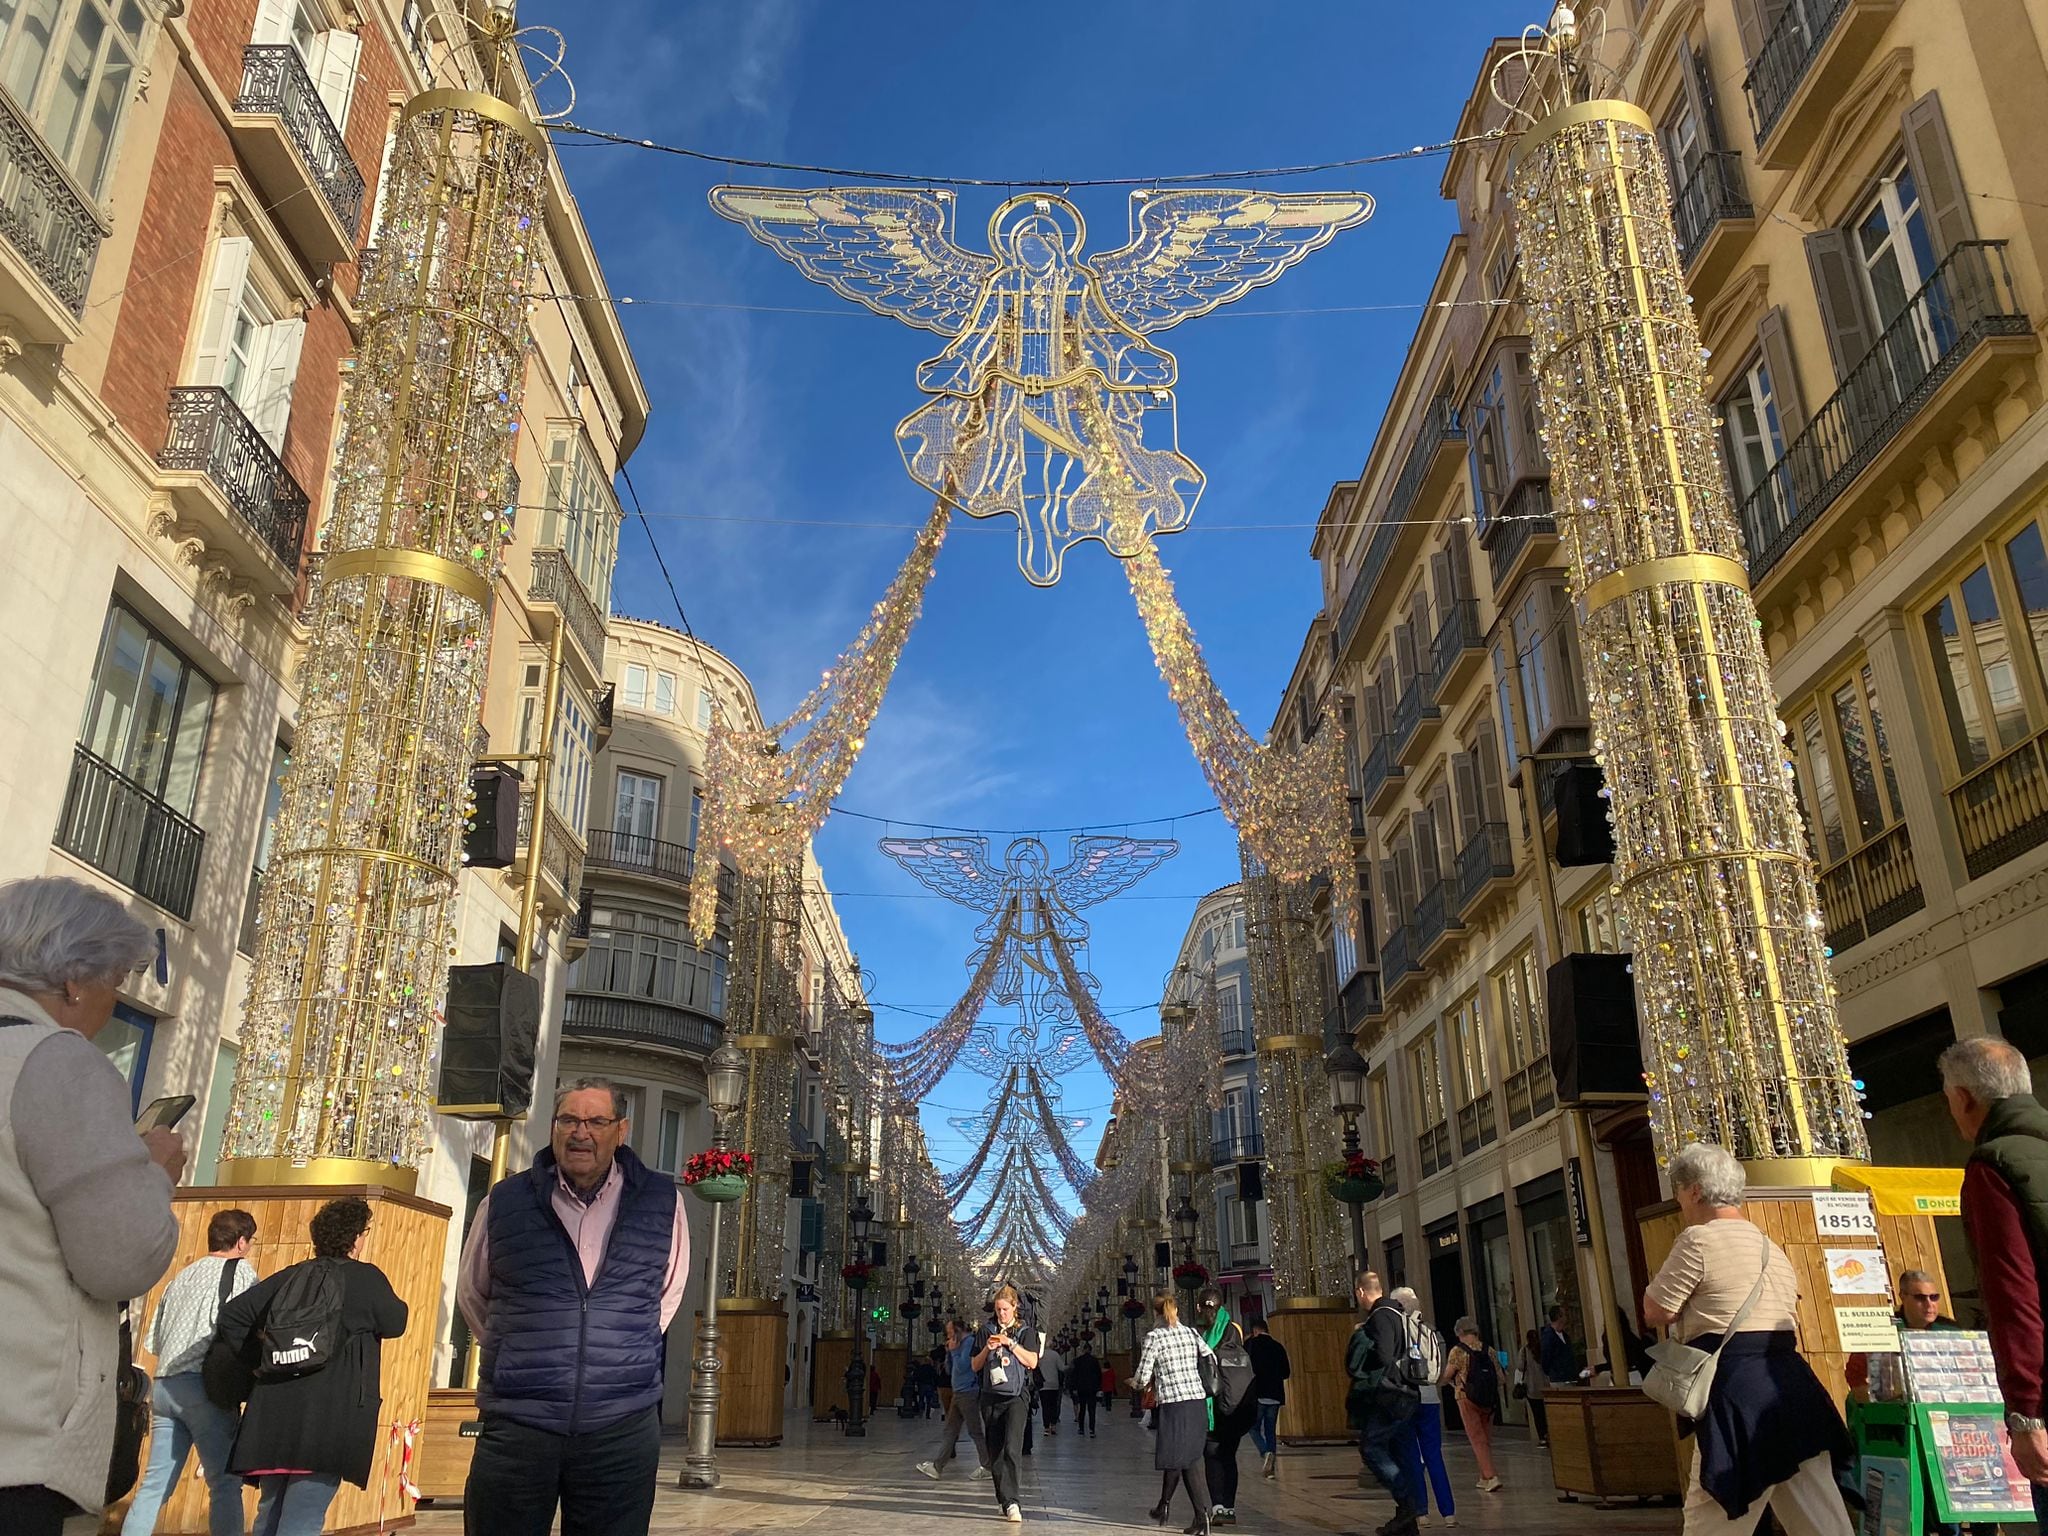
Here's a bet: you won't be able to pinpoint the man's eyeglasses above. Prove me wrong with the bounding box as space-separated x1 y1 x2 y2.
1903 1291 1942 1304
553 1114 620 1133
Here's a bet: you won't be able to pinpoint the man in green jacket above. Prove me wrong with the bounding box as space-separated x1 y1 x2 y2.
1346 1271 1421 1536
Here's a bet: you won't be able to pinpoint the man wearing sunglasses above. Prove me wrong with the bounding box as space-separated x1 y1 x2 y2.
1845 1271 1961 1396
457 1078 687 1536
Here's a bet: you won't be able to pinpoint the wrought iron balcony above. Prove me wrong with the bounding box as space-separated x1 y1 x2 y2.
155 386 310 576
1379 1152 1399 1195
1387 395 1466 529
1672 150 1753 272
1483 476 1556 593
566 887 594 953
1743 0 1847 148
1391 676 1439 762
562 993 721 1055
1815 823 1925 952
1416 1121 1453 1178
1348 794 1366 839
529 547 609 676
514 789 586 910
593 681 615 739
1381 923 1420 993
1415 879 1463 959
1952 727 2048 881
1429 597 1483 699
1504 1058 1556 1130
1210 1131 1265 1164
1361 732 1406 814
1219 1024 1253 1057
1457 1092 1498 1155
55 745 205 919
234 45 365 257
1738 243 2028 581
0 81 102 335
1456 821 1514 915
584 828 695 883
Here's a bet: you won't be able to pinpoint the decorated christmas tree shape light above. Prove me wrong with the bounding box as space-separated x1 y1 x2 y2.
711 186 1373 585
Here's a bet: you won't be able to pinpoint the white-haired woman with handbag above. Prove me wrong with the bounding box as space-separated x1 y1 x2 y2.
1642 1143 1851 1536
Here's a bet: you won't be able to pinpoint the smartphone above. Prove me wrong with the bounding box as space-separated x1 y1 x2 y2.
136 1094 196 1132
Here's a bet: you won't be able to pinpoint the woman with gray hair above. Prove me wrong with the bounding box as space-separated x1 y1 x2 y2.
0 877 183 1535
1642 1142 1850 1536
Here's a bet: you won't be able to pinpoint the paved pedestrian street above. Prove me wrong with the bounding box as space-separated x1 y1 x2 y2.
413 1412 1682 1534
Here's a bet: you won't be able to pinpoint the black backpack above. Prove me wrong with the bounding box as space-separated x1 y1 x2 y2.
1211 1323 1257 1415
1462 1343 1500 1413
253 1258 347 1382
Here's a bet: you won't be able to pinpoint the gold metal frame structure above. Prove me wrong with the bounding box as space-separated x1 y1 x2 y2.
220 21 546 1186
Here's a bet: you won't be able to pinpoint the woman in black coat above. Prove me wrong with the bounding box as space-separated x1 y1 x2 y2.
217 1197 408 1536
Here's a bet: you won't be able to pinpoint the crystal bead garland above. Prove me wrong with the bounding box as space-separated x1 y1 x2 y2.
716 865 804 1298
221 48 546 1180
1504 98 1867 1166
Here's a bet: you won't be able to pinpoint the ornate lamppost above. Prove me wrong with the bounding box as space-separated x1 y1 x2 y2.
682 1042 752 1490
844 1191 874 1438
1171 1192 1201 1288
1323 1042 1374 1276
1121 1252 1142 1362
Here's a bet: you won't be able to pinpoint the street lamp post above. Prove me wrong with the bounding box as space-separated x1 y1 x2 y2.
1324 1041 1371 1275
1122 1253 1141 1363
682 1042 752 1490
1171 1192 1200 1271
844 1192 874 1438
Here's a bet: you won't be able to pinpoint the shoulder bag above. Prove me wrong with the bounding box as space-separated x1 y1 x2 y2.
203 1257 255 1408
107 1306 150 1505
1642 1230 1771 1420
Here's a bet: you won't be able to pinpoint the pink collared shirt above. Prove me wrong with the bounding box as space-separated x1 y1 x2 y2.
456 1160 690 1346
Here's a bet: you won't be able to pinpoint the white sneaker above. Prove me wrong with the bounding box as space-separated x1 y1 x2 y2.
1479 1476 1503 1493
972 1466 992 1481
916 1460 939 1480
1005 1503 1023 1522
1443 1518 1459 1527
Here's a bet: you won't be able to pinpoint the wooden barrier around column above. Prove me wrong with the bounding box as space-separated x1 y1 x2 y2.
873 1343 908 1414
413 1388 479 1502
712 1302 788 1445
813 1332 854 1421
1266 1298 1357 1443
119 1183 451 1536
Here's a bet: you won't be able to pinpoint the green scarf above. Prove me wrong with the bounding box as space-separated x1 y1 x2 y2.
1201 1305 1233 1431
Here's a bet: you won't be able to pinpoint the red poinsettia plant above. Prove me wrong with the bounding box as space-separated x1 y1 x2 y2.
1121 1297 1146 1319
1171 1260 1210 1286
680 1148 754 1185
841 1259 877 1283
1340 1150 1380 1181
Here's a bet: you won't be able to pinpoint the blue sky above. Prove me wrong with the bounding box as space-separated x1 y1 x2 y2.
526 1 1535 1179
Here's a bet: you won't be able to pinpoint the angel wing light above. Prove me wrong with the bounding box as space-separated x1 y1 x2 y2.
711 185 1373 585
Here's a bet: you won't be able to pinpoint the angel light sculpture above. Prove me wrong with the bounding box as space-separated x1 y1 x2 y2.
710 186 1373 585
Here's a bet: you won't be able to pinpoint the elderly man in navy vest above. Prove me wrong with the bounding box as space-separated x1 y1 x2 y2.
458 1077 688 1536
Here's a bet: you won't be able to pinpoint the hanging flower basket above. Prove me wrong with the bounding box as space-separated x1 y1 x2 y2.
1121 1298 1146 1320
842 1261 875 1291
1094 1314 1113 1334
1322 1153 1384 1207
1171 1260 1210 1290
899 1300 923 1321
681 1148 754 1203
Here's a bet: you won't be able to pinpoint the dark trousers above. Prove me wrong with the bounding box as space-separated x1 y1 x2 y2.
0 1486 76 1536
1071 1391 1097 1433
1359 1399 1419 1511
1040 1387 1061 1428
1206 1400 1255 1510
981 1392 1031 1510
465 1406 661 1536
1526 1396 1549 1443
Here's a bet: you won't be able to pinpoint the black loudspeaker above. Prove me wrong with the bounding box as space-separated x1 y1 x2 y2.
871 1241 888 1268
466 765 521 869
790 1159 814 1199
1153 1240 1172 1270
1237 1163 1264 1203
1546 952 1646 1104
436 962 540 1118
1552 760 1616 867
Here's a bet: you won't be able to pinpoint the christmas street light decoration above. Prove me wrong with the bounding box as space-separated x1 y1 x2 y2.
1497 7 1865 1170
222 10 546 1183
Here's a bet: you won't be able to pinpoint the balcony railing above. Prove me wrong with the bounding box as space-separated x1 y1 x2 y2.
1457 822 1514 913
1739 242 2029 581
1816 822 1925 952
1430 598 1483 696
1388 395 1466 528
0 81 101 319
530 547 608 671
1348 794 1366 838
1380 1152 1399 1195
1362 732 1404 807
1952 727 2048 881
585 828 695 882
1457 1092 1499 1155
1671 150 1753 270
516 790 586 899
1504 1058 1557 1130
1341 966 1383 1026
562 993 721 1055
594 681 615 734
1483 475 1555 588
55 745 205 919
1416 879 1462 953
567 887 594 946
235 44 366 237
1416 1121 1453 1178
1210 1130 1265 1164
1743 0 1850 147
1391 677 1438 755
1219 1024 1254 1057
1381 923 1419 989
156 387 310 570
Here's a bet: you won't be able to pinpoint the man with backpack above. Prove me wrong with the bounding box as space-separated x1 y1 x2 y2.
1346 1270 1422 1536
1387 1287 1454 1526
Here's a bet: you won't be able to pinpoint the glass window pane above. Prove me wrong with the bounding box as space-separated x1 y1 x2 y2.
1831 679 1886 840
40 0 103 161
73 34 127 194
1925 596 1989 769
1800 708 1847 862
2 0 61 108
1860 667 1902 823
2004 522 2048 702
654 672 676 714
81 606 147 764
622 663 646 708
160 668 213 816
126 640 184 793
1961 564 2031 752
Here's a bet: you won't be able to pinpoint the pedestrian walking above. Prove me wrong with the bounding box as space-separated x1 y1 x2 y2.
1348 1270 1422 1536
1445 1319 1503 1492
216 1197 408 1536
1193 1286 1254 1525
1516 1329 1550 1445
1387 1288 1453 1526
1067 1342 1102 1436
869 1360 883 1417
1539 1306 1578 1387
973 1284 1041 1522
123 1209 260 1536
1941 1036 2048 1524
457 1078 688 1536
1133 1293 1215 1536
0 876 181 1536
1642 1142 1850 1536
1038 1338 1066 1433
1101 1358 1118 1409
1243 1316 1289 1480
916 1318 993 1482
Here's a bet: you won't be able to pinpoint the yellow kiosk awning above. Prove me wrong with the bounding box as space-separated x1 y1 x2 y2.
1832 1165 1963 1217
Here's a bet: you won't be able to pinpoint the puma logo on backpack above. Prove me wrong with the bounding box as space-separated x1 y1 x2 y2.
253 1259 346 1382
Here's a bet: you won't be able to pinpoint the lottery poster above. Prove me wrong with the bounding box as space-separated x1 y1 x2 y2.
1901 1330 2002 1405
1924 1410 2034 1517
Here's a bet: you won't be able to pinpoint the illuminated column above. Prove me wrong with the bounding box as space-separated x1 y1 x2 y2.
221 24 545 1187
720 865 802 1297
1504 73 1866 1174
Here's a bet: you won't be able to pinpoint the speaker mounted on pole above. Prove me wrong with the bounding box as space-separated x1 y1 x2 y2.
436 961 540 1119
1546 951 1646 1106
1552 759 1616 867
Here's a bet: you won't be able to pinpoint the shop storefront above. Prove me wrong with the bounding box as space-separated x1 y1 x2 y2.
1517 1171 1585 1370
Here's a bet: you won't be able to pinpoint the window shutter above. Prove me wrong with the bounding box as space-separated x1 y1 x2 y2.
1682 46 1725 154
191 236 254 387
1474 720 1509 823
1412 811 1440 891
1452 752 1483 842
248 314 305 451
1755 305 1807 439
1429 549 1456 615
1803 229 1879 381
1447 524 1475 598
1731 0 1767 71
251 0 296 46
1901 91 1976 260
312 29 361 135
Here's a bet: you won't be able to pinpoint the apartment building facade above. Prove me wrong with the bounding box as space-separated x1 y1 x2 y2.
1273 0 2048 1362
